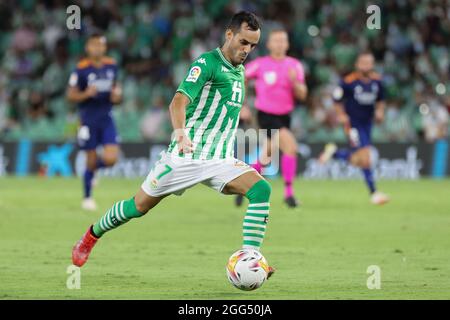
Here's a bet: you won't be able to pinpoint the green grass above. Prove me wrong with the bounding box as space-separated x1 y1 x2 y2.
0 177 449 299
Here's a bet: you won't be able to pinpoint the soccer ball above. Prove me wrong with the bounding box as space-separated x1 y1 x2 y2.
226 249 269 291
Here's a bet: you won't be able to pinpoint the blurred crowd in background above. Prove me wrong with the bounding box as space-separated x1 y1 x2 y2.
0 0 449 144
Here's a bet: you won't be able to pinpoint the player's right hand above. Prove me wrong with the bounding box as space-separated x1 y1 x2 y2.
337 113 350 126
85 86 98 98
375 108 384 124
337 113 351 135
175 130 193 154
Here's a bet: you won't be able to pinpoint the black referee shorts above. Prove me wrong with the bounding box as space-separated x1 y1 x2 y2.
256 110 291 139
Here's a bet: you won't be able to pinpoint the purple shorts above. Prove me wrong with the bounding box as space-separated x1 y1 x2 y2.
78 116 118 150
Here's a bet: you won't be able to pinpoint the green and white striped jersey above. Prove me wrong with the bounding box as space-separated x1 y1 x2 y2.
168 47 245 160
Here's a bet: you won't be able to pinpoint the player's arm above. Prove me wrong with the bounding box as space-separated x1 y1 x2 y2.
334 102 350 126
374 80 385 124
66 71 97 103
171 54 212 153
375 101 385 124
332 82 350 132
110 65 123 104
169 92 193 154
66 86 97 103
110 83 122 104
289 61 308 101
292 80 308 101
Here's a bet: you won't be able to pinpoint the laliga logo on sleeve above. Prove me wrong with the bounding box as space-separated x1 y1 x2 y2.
186 66 202 83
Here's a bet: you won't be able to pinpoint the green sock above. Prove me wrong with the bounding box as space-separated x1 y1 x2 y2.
242 179 271 251
92 197 143 237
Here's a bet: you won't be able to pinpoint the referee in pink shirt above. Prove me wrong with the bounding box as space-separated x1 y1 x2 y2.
237 28 308 208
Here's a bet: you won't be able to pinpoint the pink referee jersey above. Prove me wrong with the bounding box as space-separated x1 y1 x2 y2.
245 56 305 115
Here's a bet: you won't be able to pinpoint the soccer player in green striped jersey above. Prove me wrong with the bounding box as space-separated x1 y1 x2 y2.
72 11 275 278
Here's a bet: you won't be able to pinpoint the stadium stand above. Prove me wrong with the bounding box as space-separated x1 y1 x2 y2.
0 0 448 143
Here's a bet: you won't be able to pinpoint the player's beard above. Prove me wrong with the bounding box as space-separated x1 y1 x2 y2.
237 52 247 64
230 53 244 66
229 46 247 65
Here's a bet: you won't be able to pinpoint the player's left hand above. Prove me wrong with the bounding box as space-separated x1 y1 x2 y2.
375 108 384 123
110 85 123 104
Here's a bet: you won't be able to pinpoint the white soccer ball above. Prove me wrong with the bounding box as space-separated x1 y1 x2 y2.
226 249 269 291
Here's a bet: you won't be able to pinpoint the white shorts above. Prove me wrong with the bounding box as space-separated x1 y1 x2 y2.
141 151 256 197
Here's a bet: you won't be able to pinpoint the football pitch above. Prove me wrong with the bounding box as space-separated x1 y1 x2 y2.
1 177 449 300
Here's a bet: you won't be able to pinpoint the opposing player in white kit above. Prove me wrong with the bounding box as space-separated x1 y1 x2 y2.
71 11 274 278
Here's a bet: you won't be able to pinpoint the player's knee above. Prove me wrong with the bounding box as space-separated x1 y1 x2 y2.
351 150 367 168
134 198 150 215
134 192 164 215
259 180 272 199
361 157 371 169
86 160 96 171
87 162 96 171
246 179 272 202
350 153 360 167
103 155 118 167
285 146 297 156
360 149 371 168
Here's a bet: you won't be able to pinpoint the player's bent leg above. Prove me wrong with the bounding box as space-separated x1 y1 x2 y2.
224 172 271 250
349 147 369 168
98 115 119 168
349 149 361 167
236 133 271 207
351 147 390 205
235 137 272 207
360 149 390 205
351 147 376 195
279 128 299 207
88 144 119 193
72 189 165 267
101 144 119 167
350 147 376 193
92 189 165 238
319 143 338 164
134 187 168 213
86 149 97 171
223 170 264 195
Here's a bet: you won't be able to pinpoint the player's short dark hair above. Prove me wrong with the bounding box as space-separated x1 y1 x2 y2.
226 11 261 33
